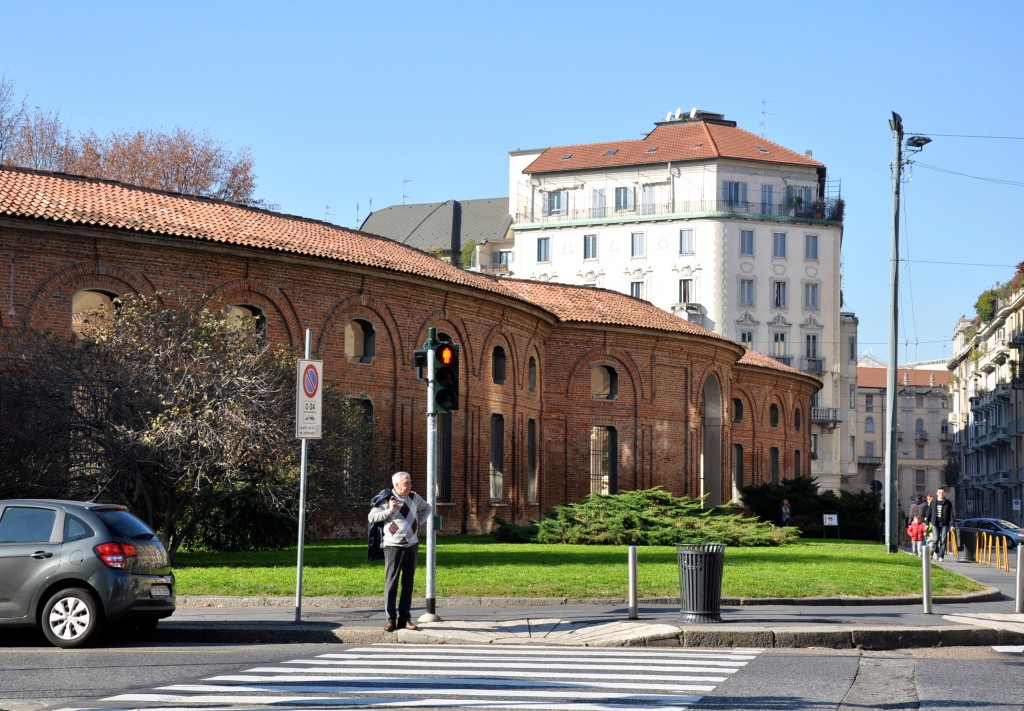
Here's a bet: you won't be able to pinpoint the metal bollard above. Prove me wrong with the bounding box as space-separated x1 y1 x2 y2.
922 543 932 614
1016 546 1023 615
628 545 638 620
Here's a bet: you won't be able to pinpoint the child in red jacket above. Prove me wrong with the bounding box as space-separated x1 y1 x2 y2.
907 515 927 557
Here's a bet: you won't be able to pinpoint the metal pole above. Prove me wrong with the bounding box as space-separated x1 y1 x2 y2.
294 328 312 623
884 112 903 554
1016 547 1023 614
421 327 440 622
922 541 933 614
628 546 638 619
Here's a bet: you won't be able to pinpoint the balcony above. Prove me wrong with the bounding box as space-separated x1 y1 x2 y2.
914 431 929 442
801 356 826 374
858 455 883 465
811 407 840 426
479 263 511 275
1009 327 1024 347
772 355 794 367
515 196 846 228
938 432 952 442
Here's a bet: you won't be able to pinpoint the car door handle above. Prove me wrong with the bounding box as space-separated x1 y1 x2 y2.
30 551 54 559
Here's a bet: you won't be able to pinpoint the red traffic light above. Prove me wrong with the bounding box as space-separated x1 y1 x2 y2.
437 344 455 366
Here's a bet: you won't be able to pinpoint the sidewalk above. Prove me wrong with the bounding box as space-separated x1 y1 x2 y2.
161 552 1024 651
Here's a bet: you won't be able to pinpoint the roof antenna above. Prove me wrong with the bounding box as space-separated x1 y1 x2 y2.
760 98 775 136
403 178 416 204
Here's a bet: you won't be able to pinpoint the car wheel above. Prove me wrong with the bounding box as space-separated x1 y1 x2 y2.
41 588 104 648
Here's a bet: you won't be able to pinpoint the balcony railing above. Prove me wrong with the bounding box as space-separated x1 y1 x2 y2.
516 196 846 227
772 355 794 367
858 456 883 465
938 432 952 442
914 431 929 442
801 356 826 374
811 407 840 425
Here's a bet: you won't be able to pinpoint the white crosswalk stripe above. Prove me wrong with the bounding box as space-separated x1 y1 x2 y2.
70 643 762 710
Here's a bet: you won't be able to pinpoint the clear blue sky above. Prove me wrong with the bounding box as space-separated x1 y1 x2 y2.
4 1 1021 364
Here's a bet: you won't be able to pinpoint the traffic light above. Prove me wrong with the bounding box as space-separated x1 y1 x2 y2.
413 348 428 378
432 342 459 413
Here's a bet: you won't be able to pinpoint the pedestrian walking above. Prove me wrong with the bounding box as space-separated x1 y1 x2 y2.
780 499 793 526
907 515 927 557
928 486 954 561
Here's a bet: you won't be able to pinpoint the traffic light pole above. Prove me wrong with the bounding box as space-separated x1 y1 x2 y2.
421 328 440 622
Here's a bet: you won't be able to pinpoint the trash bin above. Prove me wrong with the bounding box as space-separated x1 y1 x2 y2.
957 527 975 563
676 542 725 623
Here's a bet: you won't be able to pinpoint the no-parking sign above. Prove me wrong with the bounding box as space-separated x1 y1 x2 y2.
296 359 323 439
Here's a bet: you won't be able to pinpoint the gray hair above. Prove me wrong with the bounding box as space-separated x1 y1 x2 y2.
392 471 411 484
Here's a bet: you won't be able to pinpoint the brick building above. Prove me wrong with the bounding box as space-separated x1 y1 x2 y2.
0 166 820 534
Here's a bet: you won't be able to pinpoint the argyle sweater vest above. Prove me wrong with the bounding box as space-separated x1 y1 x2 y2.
370 490 431 548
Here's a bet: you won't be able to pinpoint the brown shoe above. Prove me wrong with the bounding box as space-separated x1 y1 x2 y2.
400 621 419 631
384 620 396 632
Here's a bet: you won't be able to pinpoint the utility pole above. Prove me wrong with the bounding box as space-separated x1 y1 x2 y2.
885 112 903 553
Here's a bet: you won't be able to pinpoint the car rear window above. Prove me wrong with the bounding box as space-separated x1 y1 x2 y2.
0 507 57 543
94 509 157 540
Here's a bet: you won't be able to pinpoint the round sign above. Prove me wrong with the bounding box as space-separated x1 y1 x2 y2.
302 363 319 398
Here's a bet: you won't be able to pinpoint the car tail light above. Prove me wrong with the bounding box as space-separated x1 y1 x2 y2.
94 542 138 569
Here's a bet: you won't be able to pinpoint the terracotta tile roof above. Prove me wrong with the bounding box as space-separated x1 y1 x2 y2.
524 119 822 174
857 367 951 389
737 348 803 374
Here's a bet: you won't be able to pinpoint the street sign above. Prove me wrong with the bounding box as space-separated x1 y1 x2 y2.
296 359 323 439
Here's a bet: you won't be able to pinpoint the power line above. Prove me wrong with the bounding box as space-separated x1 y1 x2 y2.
903 258 1019 269
909 132 1024 140
914 161 1024 187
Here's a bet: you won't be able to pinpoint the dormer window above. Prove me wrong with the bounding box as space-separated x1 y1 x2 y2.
604 148 618 156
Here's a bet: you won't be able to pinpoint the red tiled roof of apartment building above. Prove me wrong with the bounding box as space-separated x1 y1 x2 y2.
857 367 951 389
524 119 823 174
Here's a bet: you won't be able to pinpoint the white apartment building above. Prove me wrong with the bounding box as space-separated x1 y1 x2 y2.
481 110 854 492
948 279 1024 524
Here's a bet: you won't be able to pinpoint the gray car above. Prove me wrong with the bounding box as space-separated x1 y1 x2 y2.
0 499 175 648
959 517 1024 549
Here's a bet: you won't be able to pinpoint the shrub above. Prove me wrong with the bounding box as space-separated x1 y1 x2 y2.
740 477 881 540
533 488 796 546
182 488 297 552
491 516 538 543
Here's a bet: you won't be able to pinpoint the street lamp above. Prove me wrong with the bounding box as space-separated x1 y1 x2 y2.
885 113 930 552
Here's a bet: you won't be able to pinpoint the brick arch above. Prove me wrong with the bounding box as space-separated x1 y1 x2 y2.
320 293 403 374
563 347 644 403
412 312 472 376
22 262 157 329
204 279 303 348
478 325 518 388
518 334 546 392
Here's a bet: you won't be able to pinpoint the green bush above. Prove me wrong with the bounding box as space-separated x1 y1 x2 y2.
533 488 796 546
740 477 881 541
491 516 538 543
182 489 298 552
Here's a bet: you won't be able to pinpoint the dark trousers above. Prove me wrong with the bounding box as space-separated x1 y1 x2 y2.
935 525 951 558
383 543 419 623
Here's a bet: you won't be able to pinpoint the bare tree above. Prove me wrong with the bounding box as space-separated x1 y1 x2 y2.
0 75 26 163
8 105 76 172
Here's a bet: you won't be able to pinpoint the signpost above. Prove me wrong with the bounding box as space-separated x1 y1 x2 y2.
294 330 322 622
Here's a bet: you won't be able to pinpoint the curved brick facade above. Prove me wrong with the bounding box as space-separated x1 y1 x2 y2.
0 167 820 534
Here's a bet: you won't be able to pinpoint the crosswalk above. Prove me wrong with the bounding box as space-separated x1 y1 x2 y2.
71 643 761 710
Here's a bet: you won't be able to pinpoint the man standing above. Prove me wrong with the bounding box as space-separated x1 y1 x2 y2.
929 486 954 561
368 471 432 631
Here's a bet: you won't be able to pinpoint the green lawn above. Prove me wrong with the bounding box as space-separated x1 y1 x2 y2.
173 538 987 599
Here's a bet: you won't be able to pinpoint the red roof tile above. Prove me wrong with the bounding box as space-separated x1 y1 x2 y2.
524 120 822 174
857 367 951 388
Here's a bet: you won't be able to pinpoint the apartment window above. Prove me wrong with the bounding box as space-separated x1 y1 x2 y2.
916 444 925 459
630 281 644 300
804 282 819 309
850 436 856 461
527 419 538 504
865 440 875 457
591 365 618 400
866 394 874 412
770 447 780 484
537 236 550 262
732 398 744 423
866 416 875 433
772 331 787 357
805 333 819 359
679 228 695 254
545 190 565 216
739 279 755 306
344 318 376 363
772 280 788 308
630 231 645 257
740 229 754 256
739 330 753 349
723 180 747 207
850 384 856 406
679 278 694 304
591 188 606 218
641 185 655 214
583 233 598 260
772 232 787 258
528 356 537 392
761 183 774 214
489 414 504 503
915 469 926 490
916 418 925 433
916 396 925 408
615 187 634 212
805 234 819 260
492 346 507 385
848 335 856 362
590 426 618 494
770 403 780 427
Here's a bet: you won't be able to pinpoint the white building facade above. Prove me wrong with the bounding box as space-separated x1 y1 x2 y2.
490 110 854 492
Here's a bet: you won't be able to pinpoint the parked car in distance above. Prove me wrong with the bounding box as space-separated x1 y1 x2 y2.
0 499 175 648
958 517 1024 549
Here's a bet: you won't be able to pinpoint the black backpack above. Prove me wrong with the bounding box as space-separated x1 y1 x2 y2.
367 489 390 561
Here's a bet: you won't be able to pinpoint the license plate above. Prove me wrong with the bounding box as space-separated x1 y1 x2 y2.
150 585 171 598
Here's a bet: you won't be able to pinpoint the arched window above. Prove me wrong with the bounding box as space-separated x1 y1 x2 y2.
345 318 376 363
528 356 538 392
794 408 802 431
71 289 118 336
915 418 925 432
769 403 779 427
492 346 507 385
228 304 268 348
591 365 618 401
865 416 875 433
732 398 744 423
